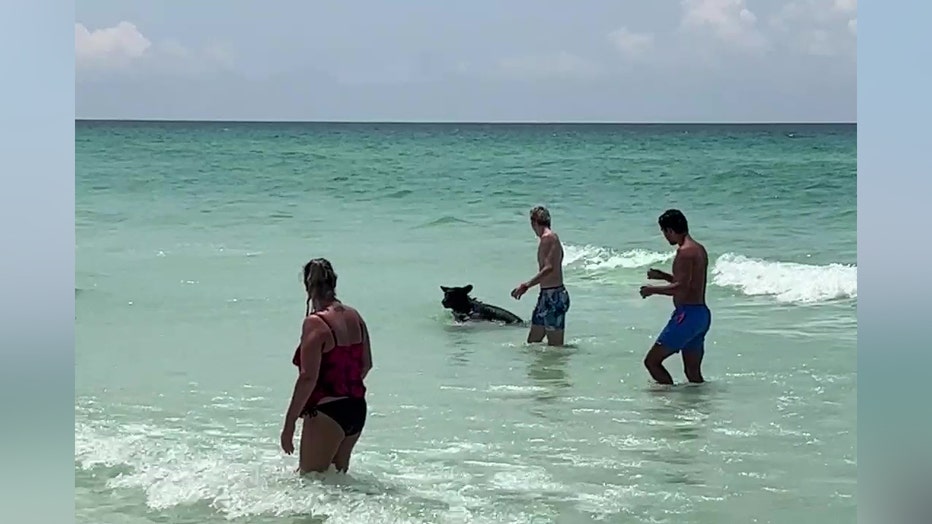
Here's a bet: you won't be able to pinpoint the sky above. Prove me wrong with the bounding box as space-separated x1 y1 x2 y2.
75 0 857 122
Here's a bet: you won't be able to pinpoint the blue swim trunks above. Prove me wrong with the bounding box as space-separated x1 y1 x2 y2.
532 285 570 331
657 304 712 354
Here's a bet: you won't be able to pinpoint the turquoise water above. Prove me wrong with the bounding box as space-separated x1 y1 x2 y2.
75 122 857 523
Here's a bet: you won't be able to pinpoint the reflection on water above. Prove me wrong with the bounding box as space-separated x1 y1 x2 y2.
440 317 527 367
642 384 718 428
447 338 475 367
524 345 573 404
637 383 723 476
440 321 479 367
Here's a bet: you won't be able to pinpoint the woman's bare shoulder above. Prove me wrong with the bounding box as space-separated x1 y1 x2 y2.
302 313 329 330
326 304 364 327
347 306 367 324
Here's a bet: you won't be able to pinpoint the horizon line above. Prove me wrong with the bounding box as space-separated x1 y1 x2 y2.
75 118 856 126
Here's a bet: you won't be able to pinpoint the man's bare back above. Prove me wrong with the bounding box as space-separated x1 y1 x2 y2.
669 238 708 307
536 230 565 290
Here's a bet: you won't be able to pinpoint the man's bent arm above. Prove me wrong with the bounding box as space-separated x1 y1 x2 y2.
645 251 694 296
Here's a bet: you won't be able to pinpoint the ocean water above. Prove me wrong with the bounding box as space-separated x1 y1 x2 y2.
75 122 857 524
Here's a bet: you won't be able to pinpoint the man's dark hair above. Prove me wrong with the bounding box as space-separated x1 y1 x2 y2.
658 209 688 234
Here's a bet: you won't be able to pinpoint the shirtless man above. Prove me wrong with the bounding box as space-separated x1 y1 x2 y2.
639 209 711 384
511 206 570 347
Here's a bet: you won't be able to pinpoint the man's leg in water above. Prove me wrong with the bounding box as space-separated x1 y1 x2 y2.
527 325 546 344
543 310 566 347
528 292 547 343
681 350 704 383
680 323 709 383
530 288 568 347
544 288 569 347
679 307 710 383
644 343 677 385
647 308 693 384
545 329 564 347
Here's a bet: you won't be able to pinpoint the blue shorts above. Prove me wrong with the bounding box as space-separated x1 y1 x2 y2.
656 304 712 354
532 285 570 331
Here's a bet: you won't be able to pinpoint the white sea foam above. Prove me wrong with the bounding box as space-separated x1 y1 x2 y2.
711 253 857 304
564 244 674 270
563 244 857 305
75 419 416 522
74 418 561 523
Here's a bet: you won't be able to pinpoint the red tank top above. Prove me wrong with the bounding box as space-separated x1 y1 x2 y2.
292 313 367 407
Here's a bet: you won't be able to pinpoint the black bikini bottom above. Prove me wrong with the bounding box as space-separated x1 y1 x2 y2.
302 397 367 437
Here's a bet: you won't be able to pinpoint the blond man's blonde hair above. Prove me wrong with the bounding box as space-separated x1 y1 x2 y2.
530 206 551 227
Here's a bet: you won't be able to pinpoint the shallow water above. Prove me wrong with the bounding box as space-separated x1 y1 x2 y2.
76 122 856 523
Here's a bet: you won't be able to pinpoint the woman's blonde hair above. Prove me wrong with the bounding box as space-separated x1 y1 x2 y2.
302 258 338 315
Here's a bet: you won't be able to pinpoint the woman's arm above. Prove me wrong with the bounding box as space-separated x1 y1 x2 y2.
360 317 372 379
283 316 323 428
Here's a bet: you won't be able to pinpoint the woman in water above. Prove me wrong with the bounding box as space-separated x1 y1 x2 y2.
280 258 373 473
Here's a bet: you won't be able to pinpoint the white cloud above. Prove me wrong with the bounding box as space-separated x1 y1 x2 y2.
769 0 856 57
497 51 601 80
75 21 151 70
833 0 857 15
76 21 234 76
680 0 767 50
608 27 655 60
837 0 858 37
